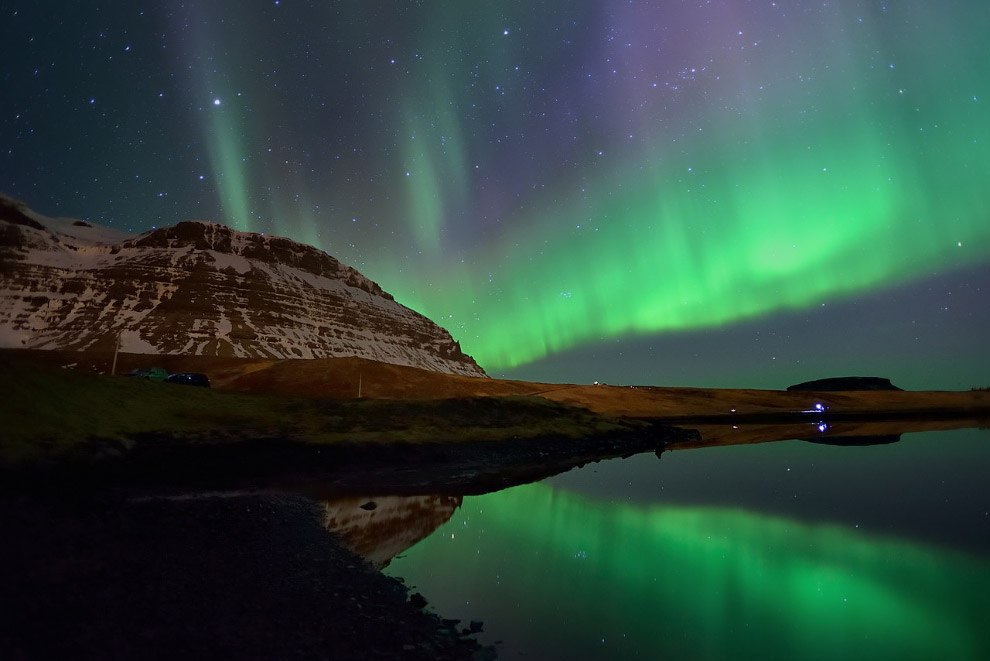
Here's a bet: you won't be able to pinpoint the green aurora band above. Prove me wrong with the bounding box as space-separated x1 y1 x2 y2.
206 108 253 233
188 3 254 234
384 113 990 369
371 2 990 370
192 2 990 372
388 482 990 659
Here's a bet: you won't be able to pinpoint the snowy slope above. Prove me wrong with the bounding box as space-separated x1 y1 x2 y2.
0 194 485 377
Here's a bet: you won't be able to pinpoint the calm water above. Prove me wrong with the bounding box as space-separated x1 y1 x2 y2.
382 428 990 659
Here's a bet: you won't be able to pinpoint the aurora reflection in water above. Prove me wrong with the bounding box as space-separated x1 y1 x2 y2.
387 429 990 659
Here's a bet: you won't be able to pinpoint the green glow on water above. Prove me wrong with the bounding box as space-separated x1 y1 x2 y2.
387 483 989 659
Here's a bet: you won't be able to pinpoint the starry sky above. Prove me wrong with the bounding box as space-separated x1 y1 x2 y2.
2 1 988 389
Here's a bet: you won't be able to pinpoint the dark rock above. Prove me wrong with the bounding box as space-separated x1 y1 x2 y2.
787 376 902 392
0 194 45 231
0 493 492 659
359 501 378 511
409 592 428 609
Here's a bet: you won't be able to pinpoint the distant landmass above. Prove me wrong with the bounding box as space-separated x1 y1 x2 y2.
0 194 484 376
802 434 902 447
787 376 902 392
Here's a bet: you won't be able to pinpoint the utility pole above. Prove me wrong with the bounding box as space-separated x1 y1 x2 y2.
111 330 122 376
357 373 362 398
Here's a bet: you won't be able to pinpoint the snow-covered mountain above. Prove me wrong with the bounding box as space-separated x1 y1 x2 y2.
0 194 485 376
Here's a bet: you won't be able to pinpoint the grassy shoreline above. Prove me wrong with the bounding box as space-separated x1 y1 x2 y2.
2 349 987 490
1 357 638 465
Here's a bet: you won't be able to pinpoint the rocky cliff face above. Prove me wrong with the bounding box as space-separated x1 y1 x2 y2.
0 194 485 376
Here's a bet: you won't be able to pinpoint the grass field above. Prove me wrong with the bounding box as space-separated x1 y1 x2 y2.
2 348 987 469
0 353 633 468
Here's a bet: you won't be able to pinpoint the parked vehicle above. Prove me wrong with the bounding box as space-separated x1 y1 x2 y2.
164 372 211 388
125 367 169 381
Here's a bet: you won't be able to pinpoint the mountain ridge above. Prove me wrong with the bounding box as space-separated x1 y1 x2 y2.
0 194 484 377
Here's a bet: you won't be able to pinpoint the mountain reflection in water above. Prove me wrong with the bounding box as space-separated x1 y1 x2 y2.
322 495 462 569
383 428 990 660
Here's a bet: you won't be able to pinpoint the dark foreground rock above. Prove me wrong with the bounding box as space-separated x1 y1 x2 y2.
787 376 902 392
0 493 493 660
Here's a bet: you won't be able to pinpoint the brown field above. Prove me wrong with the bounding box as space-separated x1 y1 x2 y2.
6 348 988 420
1 348 986 489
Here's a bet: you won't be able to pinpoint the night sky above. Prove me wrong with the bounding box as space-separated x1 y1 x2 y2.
2 1 988 389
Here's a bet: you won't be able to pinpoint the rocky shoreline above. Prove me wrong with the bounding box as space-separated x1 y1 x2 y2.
0 492 494 659
1 420 697 497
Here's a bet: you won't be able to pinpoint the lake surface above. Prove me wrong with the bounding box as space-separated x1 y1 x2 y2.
382 428 990 659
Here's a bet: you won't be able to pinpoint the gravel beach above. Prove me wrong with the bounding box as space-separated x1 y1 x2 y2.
0 492 492 659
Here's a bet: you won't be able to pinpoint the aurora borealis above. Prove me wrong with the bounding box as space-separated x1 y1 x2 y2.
2 1 988 385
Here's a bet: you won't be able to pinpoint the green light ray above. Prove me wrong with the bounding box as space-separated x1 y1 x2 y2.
269 193 323 251
186 5 255 233
205 109 253 232
402 132 443 252
388 482 990 659
399 49 474 253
